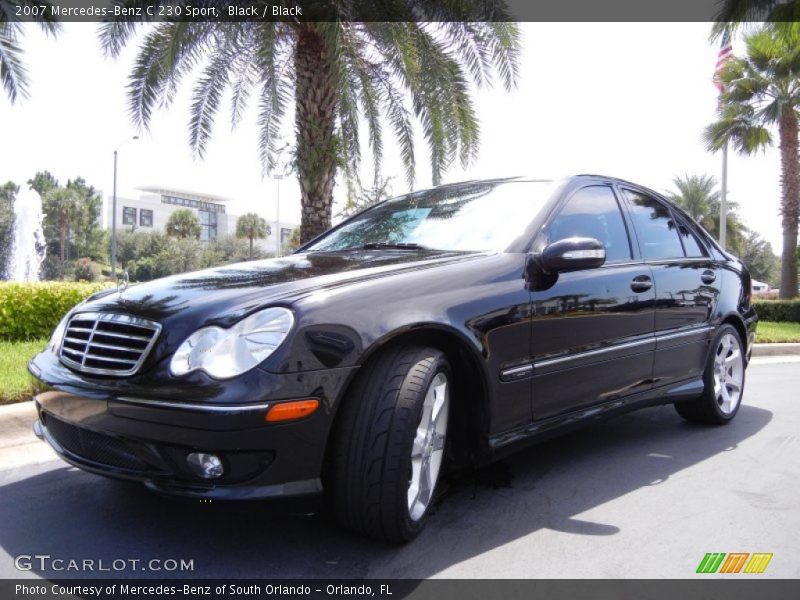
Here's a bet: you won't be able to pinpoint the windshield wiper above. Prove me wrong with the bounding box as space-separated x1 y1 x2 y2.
361 242 432 251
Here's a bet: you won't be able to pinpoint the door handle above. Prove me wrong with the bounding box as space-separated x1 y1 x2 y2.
630 275 653 293
701 270 716 284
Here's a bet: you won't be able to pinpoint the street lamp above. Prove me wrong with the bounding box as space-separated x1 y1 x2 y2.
274 173 283 257
111 135 139 280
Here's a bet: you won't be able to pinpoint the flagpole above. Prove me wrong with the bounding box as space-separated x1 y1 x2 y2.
720 140 728 250
714 30 732 251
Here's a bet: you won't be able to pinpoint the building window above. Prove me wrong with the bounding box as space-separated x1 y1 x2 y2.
139 209 153 228
122 207 136 225
199 210 218 241
161 194 225 214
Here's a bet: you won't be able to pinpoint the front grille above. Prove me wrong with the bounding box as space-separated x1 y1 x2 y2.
59 312 161 376
43 414 148 471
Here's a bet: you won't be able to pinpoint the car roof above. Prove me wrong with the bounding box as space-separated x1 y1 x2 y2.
423 174 668 200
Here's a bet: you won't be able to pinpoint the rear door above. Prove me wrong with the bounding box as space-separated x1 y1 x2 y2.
529 184 657 420
620 188 721 388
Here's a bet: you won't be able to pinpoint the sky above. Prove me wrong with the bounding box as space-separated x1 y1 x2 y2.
0 22 786 251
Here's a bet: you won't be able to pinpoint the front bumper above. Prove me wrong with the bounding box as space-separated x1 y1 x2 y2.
29 351 358 500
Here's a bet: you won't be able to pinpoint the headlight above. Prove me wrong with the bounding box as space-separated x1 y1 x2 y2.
49 314 70 354
170 307 294 379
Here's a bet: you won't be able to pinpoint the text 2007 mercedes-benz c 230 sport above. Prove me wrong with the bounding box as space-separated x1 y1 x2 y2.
29 175 757 542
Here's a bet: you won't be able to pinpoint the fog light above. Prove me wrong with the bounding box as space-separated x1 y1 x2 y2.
186 452 224 479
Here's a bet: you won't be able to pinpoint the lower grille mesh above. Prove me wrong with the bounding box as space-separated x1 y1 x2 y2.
44 415 147 471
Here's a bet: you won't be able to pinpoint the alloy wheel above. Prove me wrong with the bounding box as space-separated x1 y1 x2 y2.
408 372 449 521
713 333 744 415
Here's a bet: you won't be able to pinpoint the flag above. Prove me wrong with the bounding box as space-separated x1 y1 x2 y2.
713 31 734 93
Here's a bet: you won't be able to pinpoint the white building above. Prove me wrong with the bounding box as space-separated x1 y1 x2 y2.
103 187 298 253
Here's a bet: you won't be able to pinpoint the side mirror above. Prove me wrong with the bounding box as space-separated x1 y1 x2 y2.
541 237 606 273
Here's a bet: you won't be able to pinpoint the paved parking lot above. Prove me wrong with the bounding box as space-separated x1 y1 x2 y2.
1 358 798 579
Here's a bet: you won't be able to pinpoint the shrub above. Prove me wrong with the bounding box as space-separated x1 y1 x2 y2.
122 235 271 282
73 258 100 282
753 299 800 323
116 229 173 268
40 256 75 281
0 281 113 341
211 235 269 263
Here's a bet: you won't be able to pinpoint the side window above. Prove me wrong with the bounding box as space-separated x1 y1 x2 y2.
548 185 631 263
678 223 706 257
623 190 685 260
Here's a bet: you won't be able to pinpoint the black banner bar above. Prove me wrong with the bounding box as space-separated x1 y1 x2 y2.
0 0 789 24
3 579 800 600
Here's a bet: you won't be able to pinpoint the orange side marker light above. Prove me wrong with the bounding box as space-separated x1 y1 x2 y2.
265 399 320 422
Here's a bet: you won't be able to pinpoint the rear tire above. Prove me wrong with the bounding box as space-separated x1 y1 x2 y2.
328 345 451 542
674 324 745 425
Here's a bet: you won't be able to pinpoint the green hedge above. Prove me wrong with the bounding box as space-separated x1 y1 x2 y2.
0 282 114 341
753 299 800 323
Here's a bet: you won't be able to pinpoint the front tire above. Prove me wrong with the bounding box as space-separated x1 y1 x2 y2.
328 345 450 542
674 324 746 425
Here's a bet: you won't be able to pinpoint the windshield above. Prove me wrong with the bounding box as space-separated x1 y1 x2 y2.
305 180 557 253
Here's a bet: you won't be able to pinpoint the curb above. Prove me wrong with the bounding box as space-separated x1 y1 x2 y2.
0 400 37 448
751 343 800 357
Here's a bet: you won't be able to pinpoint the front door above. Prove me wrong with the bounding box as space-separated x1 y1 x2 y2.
530 184 657 420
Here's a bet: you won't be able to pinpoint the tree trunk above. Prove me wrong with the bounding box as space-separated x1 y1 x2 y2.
295 26 338 244
778 108 799 299
249 236 254 260
60 220 66 263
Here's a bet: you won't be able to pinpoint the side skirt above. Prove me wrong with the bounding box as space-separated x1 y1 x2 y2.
482 377 704 464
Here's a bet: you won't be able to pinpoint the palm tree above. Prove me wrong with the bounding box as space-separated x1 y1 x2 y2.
704 27 800 299
100 9 520 243
42 187 81 263
165 209 201 240
236 212 269 259
668 174 720 227
667 174 747 255
713 2 800 34
0 1 59 104
0 181 17 277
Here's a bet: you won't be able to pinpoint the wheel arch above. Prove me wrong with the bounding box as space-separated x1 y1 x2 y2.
719 312 749 354
324 324 491 471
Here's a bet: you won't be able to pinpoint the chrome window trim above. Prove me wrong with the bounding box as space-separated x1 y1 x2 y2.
646 257 712 265
59 312 161 377
116 396 271 414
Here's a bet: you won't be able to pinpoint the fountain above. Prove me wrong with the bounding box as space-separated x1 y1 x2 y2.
6 187 46 281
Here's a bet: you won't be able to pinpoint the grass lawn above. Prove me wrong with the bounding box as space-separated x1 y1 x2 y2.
757 321 800 343
0 339 46 404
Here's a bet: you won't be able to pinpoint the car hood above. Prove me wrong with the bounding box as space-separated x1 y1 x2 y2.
78 249 483 331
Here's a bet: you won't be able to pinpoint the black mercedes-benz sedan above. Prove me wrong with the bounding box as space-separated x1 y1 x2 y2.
29 175 757 542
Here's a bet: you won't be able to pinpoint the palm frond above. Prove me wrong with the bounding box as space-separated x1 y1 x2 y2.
252 22 292 174
228 25 259 129
0 23 27 103
188 46 231 157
